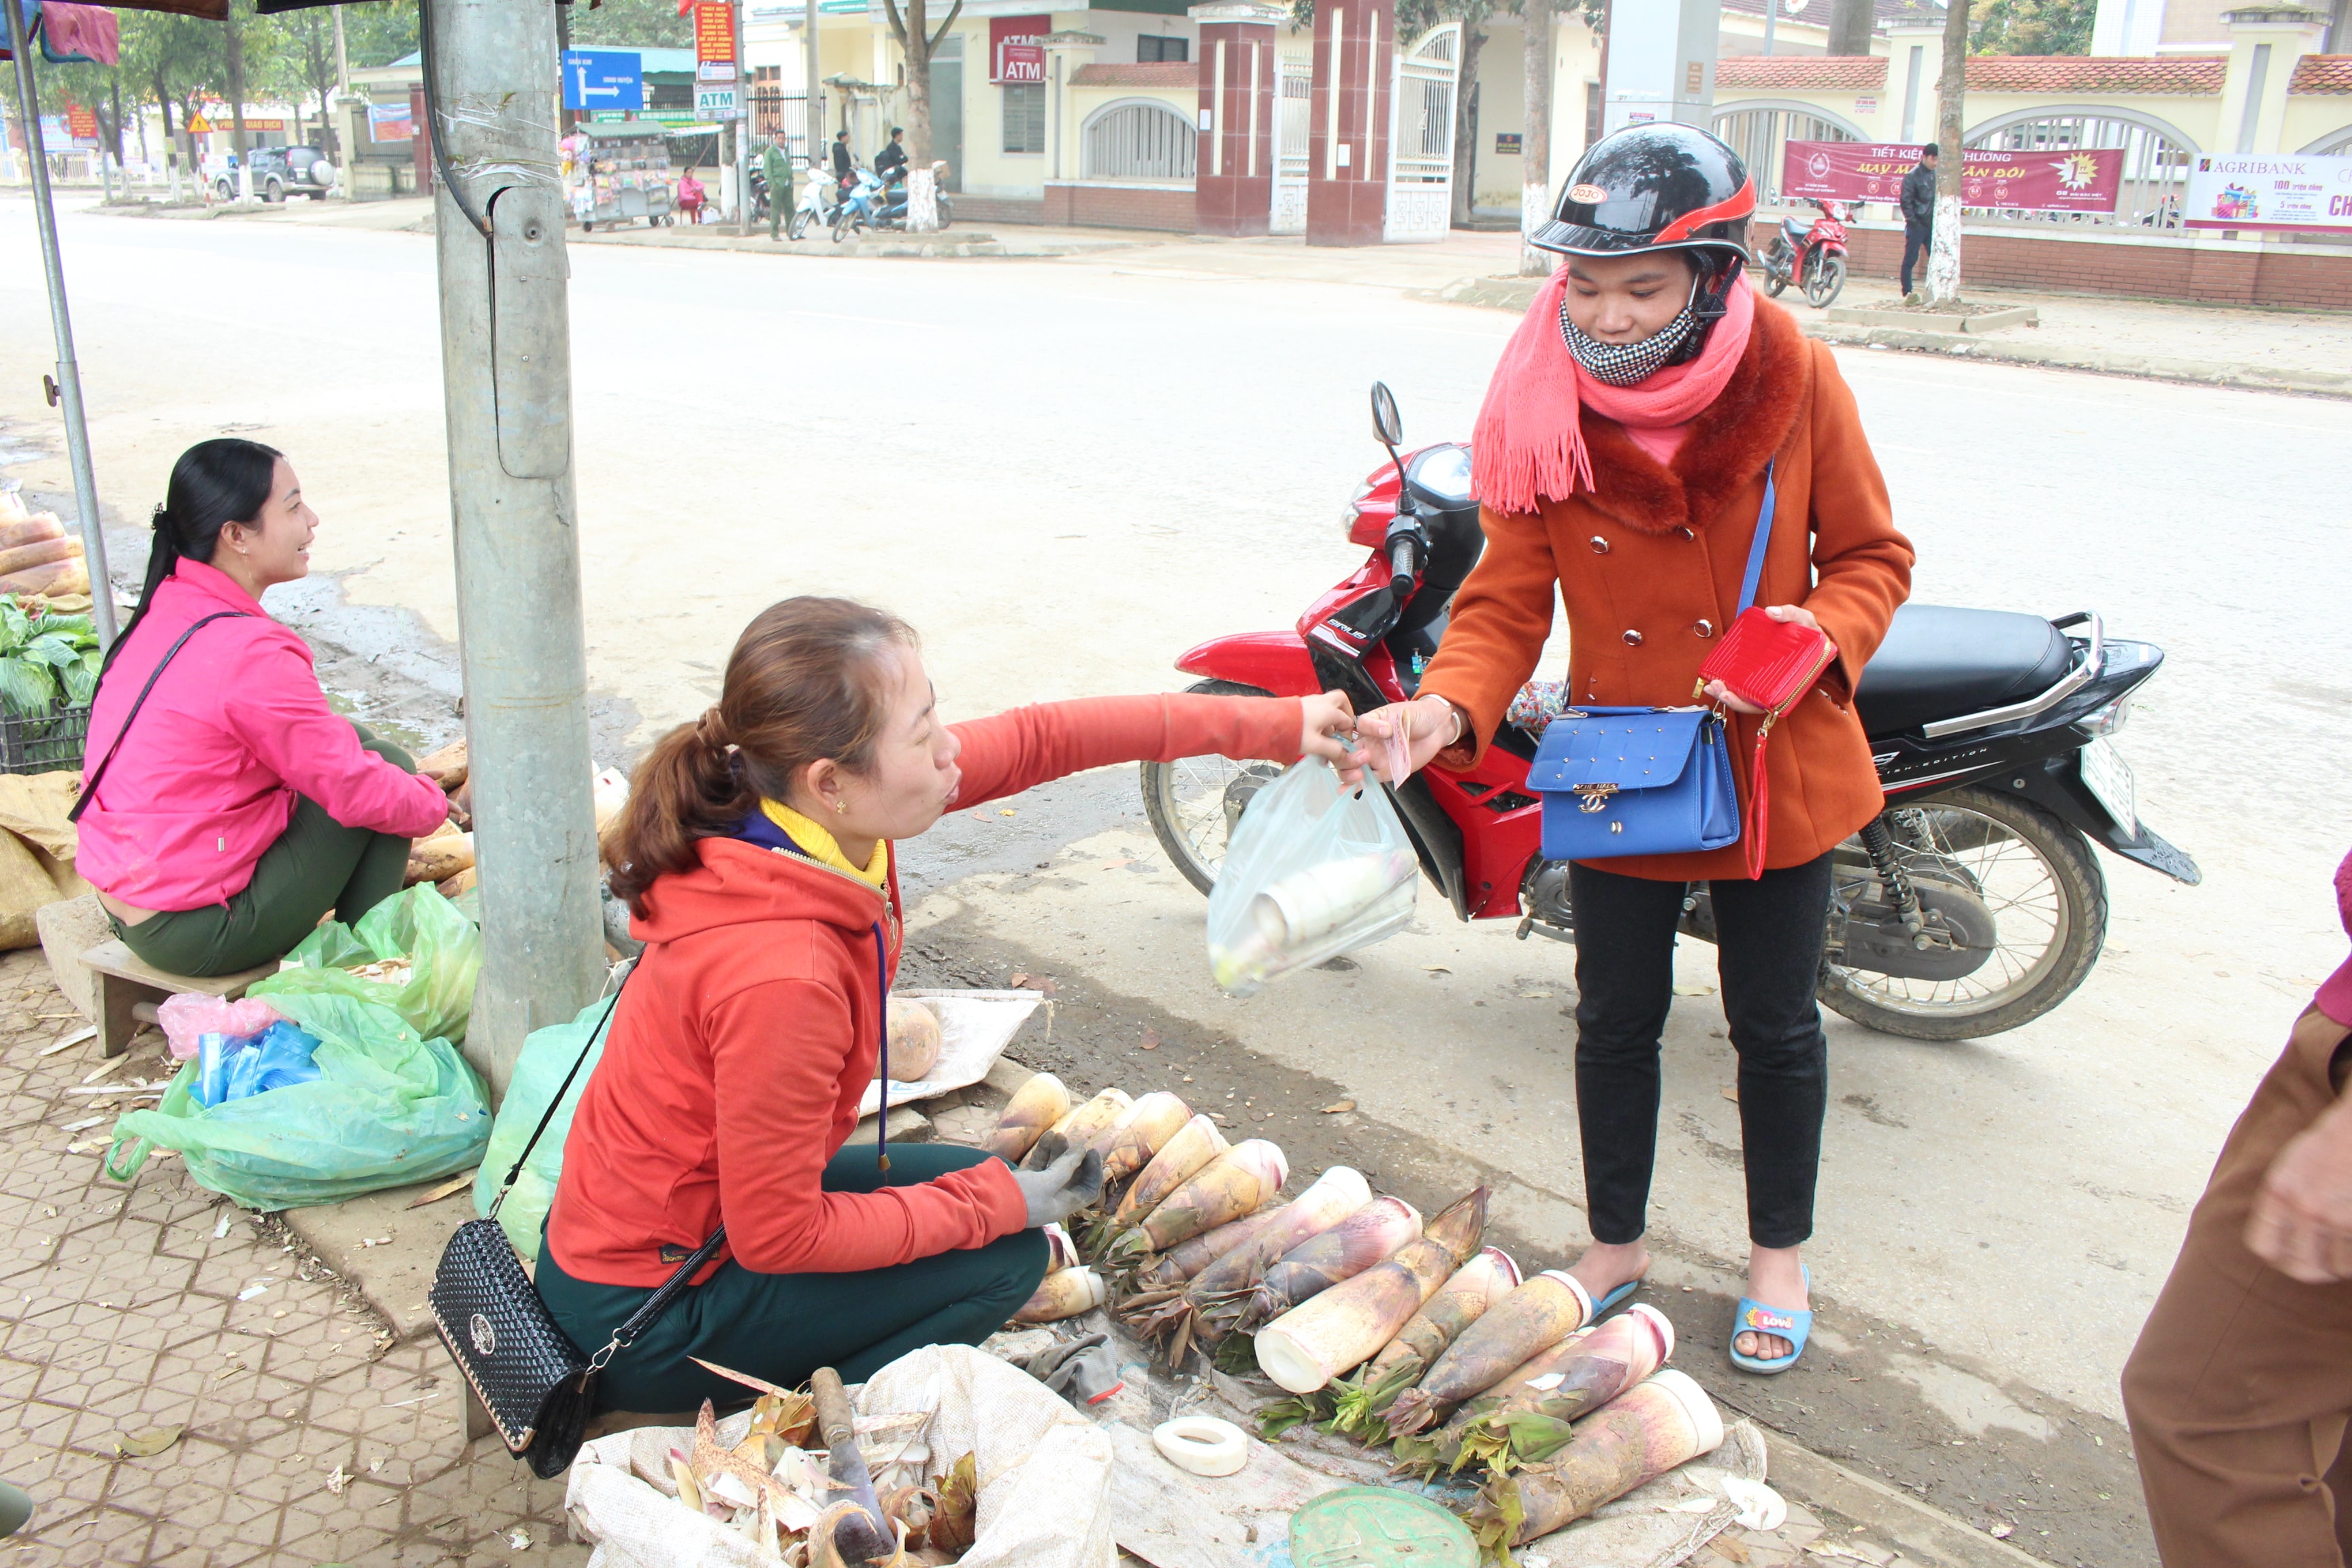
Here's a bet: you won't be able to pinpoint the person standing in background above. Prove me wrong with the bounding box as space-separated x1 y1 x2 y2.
764 132 793 240
831 129 854 195
1899 145 1938 301
2123 849 2352 1566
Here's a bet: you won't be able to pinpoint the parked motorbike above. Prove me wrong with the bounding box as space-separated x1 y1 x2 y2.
873 161 956 232
787 159 838 241
1140 385 2200 1042
832 167 883 242
1761 199 1850 308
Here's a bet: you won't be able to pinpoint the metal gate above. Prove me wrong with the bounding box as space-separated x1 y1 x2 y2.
1384 22 1459 242
1271 54 1311 235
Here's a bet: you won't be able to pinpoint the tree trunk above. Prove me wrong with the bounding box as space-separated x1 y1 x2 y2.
1518 0 1552 276
1825 0 1874 55
1450 17 1484 229
883 0 959 231
1925 0 1965 304
224 0 252 200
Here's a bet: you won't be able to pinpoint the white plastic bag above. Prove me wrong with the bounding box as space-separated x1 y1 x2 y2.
1207 757 1419 996
562 1344 1115 1568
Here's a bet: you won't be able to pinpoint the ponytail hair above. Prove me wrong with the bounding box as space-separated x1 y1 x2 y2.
103 437 283 676
606 596 918 916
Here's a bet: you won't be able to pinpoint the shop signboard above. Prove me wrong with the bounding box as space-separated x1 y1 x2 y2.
695 83 740 122
368 102 414 142
694 2 736 65
564 49 645 113
2185 152 2352 233
1780 140 2123 213
991 14 1051 82
64 105 98 142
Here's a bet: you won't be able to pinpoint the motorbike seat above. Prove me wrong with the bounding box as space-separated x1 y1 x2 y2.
1780 216 1814 242
1854 604 2075 738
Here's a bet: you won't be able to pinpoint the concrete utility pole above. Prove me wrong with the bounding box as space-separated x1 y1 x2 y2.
420 0 604 1099
1925 0 1966 304
5 0 118 647
804 0 823 175
734 0 753 234
1518 0 1552 276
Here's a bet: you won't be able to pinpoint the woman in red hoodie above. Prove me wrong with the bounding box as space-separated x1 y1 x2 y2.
541 596 1358 1410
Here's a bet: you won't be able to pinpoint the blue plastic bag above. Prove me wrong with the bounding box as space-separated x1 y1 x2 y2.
472 987 623 1256
105 991 490 1211
194 1021 323 1107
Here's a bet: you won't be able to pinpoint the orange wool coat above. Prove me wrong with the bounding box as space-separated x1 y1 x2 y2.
1420 297 1915 882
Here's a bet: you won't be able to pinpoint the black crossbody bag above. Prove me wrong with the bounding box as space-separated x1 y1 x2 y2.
428 963 727 1477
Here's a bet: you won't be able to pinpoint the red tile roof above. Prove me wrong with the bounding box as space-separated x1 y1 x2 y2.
1069 63 1199 88
1964 54 2226 93
1715 56 1889 91
2290 54 2352 93
1717 0 1946 30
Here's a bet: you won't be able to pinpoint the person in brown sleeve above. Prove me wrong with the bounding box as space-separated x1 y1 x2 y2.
2121 849 2352 1566
1358 123 1912 1373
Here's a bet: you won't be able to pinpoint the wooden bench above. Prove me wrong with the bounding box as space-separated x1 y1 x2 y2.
78 939 278 1058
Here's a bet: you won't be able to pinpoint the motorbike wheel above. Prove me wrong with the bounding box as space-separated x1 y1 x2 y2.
936 199 953 231
1804 252 1848 308
787 210 811 240
832 212 855 244
1818 784 2107 1042
1762 263 1788 298
1141 679 1282 896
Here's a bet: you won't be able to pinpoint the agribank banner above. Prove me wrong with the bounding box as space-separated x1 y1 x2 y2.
2185 153 2352 233
990 14 1049 82
1780 140 2123 213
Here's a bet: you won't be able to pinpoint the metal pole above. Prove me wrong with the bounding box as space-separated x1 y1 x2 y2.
734 0 752 233
421 0 603 1100
5 0 118 648
805 0 822 181
1763 0 1776 55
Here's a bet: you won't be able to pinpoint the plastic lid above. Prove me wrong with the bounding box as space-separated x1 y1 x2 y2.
1288 1486 1478 1568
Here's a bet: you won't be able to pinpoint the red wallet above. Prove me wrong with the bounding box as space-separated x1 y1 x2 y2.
1693 608 1837 877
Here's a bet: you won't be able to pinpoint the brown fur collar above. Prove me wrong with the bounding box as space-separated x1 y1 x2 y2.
1573 297 1812 537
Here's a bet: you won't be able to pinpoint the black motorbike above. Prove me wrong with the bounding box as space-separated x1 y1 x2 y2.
1145 385 2199 1042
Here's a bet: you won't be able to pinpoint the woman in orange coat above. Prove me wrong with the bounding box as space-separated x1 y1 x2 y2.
1362 124 1913 1373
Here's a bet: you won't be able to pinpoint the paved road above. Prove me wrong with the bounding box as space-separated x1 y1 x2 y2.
6 191 2352 1566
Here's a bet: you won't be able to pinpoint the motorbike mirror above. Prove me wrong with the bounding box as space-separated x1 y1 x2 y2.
1370 382 1403 451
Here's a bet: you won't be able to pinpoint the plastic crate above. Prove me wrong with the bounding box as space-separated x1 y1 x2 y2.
0 704 90 777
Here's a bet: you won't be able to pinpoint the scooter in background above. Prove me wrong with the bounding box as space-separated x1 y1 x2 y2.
1140 383 2200 1041
1760 198 1850 308
787 159 838 240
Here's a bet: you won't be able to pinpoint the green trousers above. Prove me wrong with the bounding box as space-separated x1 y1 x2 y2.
112 723 422 978
537 1143 1049 1414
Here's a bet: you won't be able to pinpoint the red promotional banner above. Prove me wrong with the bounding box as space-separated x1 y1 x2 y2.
693 2 735 65
990 14 1051 82
1780 140 2124 214
65 104 99 141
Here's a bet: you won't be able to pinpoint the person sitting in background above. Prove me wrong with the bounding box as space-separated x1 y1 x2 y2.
75 439 454 977
676 169 707 223
875 127 908 184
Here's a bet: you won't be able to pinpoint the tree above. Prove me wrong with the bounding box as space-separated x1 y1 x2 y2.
267 8 342 148
116 11 226 191
881 0 960 230
342 0 419 71
1926 0 1967 304
569 0 690 48
1970 0 2094 54
1518 0 1550 274
1825 0 1874 54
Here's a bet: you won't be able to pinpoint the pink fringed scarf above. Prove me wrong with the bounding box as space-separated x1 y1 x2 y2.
1471 267 1757 514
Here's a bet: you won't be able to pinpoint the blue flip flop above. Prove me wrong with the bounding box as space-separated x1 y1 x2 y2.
1591 1276 1643 1320
1729 1265 1812 1375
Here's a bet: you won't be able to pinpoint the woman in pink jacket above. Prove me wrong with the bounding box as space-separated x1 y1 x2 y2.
77 440 453 977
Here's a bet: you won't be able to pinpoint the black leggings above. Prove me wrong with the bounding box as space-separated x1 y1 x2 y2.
1569 853 1834 1250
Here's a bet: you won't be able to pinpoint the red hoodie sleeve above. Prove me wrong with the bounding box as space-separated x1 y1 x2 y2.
949 692 1305 810
709 977 1025 1274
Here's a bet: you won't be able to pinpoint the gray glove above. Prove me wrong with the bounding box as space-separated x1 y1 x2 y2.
1012 1145 1103 1229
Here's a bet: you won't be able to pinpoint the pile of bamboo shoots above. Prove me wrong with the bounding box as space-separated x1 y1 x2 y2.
0 497 91 599
979 1072 1726 1549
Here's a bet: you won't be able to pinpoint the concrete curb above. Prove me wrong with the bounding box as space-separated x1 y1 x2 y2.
1765 1432 2059 1568
1416 274 2352 400
570 226 1135 261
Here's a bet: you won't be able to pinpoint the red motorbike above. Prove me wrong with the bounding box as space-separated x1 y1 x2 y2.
1137 385 2198 1041
1760 198 1849 308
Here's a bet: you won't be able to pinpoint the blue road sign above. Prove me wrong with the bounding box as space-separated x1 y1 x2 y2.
564 50 644 113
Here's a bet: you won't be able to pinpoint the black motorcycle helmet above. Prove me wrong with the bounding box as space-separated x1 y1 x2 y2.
1533 121 1757 357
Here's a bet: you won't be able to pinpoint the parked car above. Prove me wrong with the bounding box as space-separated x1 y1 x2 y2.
213 145 338 203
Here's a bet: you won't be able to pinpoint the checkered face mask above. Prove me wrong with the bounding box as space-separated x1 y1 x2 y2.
1557 273 1703 387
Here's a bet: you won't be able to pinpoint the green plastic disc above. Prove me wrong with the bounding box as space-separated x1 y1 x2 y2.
1288 1486 1480 1568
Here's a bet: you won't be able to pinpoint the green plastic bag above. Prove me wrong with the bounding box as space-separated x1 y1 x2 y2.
104 991 491 1211
248 883 483 1045
472 987 623 1256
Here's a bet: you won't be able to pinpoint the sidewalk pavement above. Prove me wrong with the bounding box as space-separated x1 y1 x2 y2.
0 949 576 1567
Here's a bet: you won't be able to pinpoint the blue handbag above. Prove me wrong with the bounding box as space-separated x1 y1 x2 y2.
1526 463 1776 863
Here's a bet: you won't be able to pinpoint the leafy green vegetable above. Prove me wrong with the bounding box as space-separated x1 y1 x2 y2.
0 595 100 717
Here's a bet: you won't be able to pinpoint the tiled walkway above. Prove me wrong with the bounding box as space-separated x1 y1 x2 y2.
0 950 582 1567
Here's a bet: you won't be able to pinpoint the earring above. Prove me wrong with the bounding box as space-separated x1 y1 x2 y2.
834 799 849 813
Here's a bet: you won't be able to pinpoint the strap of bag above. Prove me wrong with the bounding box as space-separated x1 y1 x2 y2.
488 960 632 1220
68 612 254 823
1735 462 1780 879
1735 461 1778 617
